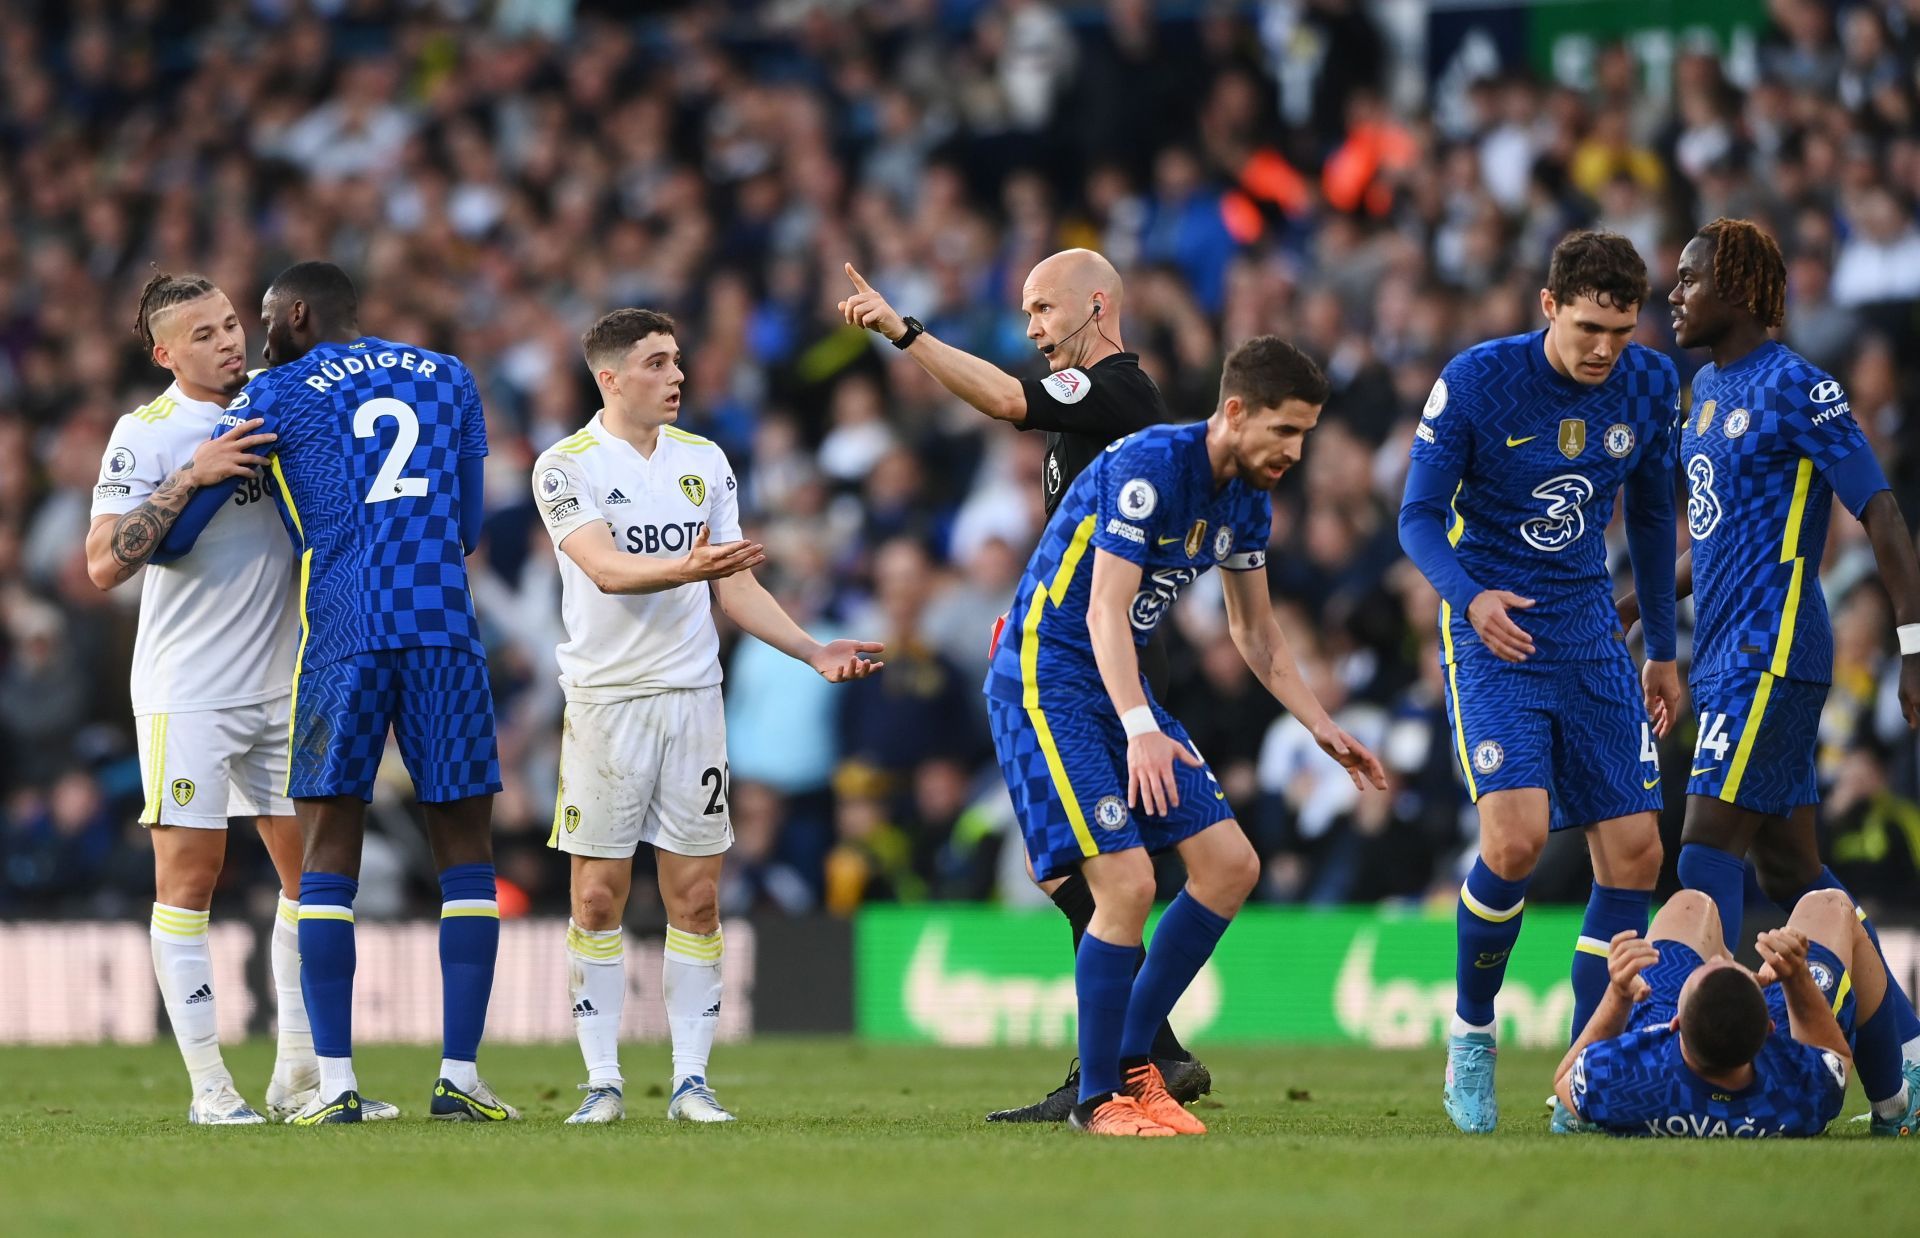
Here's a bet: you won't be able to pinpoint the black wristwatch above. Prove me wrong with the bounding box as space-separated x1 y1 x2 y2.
893 316 925 350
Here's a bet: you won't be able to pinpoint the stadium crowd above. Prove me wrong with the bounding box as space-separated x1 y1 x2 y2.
3 0 1920 923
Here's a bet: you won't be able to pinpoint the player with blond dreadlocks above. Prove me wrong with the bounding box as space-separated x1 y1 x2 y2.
1615 217 1920 1135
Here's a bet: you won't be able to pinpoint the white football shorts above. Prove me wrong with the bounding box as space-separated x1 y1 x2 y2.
135 696 295 828
549 686 733 859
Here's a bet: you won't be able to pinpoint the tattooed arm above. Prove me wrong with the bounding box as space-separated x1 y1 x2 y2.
84 417 276 590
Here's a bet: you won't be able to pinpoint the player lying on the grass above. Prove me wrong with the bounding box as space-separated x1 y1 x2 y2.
83 272 327 1125
1397 231 1682 1134
1615 217 1920 1084
168 262 510 1124
1553 889 1920 1137
534 309 884 1125
985 336 1386 1137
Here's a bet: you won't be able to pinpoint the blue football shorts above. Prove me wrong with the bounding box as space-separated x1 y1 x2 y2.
987 683 1234 882
289 646 502 803
1442 644 1662 830
1685 669 1824 817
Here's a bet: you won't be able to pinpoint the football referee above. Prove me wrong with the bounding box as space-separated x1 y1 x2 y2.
841 248 1210 1121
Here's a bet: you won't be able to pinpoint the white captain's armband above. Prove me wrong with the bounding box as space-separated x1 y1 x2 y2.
1223 551 1266 571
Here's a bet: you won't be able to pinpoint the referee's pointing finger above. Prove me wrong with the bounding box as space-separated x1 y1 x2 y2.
844 263 873 293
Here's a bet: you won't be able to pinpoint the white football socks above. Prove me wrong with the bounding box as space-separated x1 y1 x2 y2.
1873 1082 1912 1122
566 920 625 1087
150 903 229 1094
270 895 316 1086
318 1055 358 1098
663 924 723 1083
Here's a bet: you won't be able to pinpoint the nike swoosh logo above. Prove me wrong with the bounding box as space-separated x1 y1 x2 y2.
1506 435 1537 448
1157 536 1181 546
1690 767 1719 778
1643 777 1661 790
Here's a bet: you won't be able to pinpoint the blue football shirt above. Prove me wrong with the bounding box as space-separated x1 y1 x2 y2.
1409 331 1680 664
1568 1024 1848 1138
223 337 488 669
1683 341 1880 685
984 421 1271 705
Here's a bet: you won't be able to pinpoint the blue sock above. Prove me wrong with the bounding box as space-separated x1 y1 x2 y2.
297 872 358 1061
1455 859 1528 1028
1856 998 1906 1106
1075 933 1136 1102
438 864 500 1063
1120 892 1231 1062
1678 843 1746 953
1571 884 1650 1043
1792 867 1920 1047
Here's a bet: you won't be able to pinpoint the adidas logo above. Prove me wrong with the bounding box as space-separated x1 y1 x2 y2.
572 999 597 1018
184 984 214 1005
702 1000 721 1018
605 488 629 504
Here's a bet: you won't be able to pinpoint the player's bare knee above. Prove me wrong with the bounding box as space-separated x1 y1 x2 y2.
1479 832 1542 881
1615 831 1663 889
666 879 720 935
1787 887 1854 928
1190 839 1260 913
573 881 624 931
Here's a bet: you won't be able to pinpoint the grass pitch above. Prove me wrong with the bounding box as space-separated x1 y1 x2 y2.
0 1039 1910 1237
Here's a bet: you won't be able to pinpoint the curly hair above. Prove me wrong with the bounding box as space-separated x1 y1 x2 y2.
1545 230 1650 312
133 270 218 354
1696 217 1787 329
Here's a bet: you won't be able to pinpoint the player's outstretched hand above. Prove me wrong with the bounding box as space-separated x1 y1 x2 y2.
680 523 765 583
838 263 907 342
1467 589 1535 662
1311 720 1387 791
1642 659 1681 739
189 417 275 486
1755 926 1810 986
810 638 885 683
1605 930 1657 1003
1127 731 1202 818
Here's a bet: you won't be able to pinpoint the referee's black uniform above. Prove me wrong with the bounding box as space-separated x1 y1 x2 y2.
1016 352 1174 694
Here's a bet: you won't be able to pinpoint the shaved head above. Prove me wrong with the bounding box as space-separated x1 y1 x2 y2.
1021 249 1126 371
1025 248 1124 317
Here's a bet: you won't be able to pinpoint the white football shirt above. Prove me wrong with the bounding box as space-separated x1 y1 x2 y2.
90 383 298 715
533 413 743 702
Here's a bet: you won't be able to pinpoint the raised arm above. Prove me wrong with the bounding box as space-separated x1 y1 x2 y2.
1553 930 1657 1115
839 264 1026 422
1755 927 1854 1071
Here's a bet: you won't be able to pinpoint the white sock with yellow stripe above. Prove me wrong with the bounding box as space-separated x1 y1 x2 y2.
270 895 315 1086
566 920 625 1087
150 903 229 1093
663 924 723 1083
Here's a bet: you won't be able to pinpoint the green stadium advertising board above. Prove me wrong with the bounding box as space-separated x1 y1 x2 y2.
854 905 1592 1050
